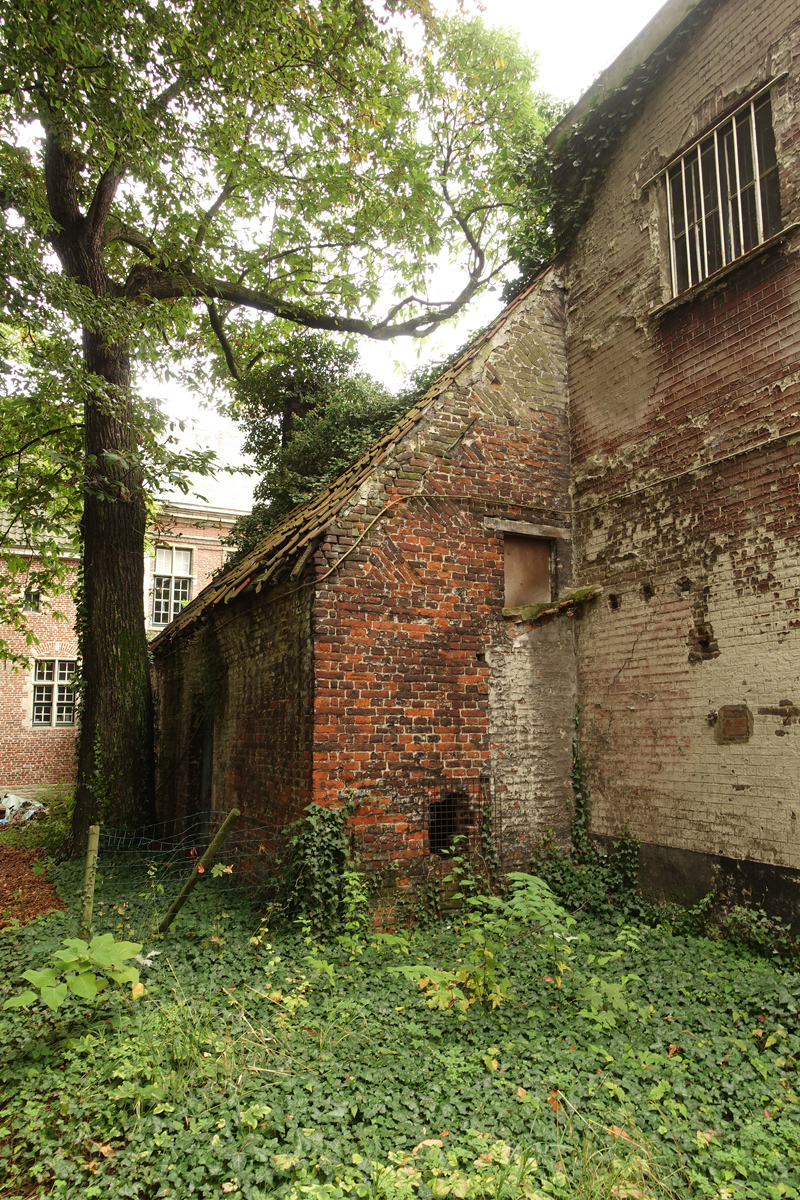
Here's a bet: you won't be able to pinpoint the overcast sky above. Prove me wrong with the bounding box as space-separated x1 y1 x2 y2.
164 0 668 508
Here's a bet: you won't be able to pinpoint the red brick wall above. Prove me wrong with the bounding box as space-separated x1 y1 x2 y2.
152 268 577 872
566 0 800 874
310 269 575 869
153 581 315 844
0 563 79 787
1 505 238 790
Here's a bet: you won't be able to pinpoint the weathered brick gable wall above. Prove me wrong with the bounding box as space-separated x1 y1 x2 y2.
310 269 576 868
153 581 314 837
565 0 800 891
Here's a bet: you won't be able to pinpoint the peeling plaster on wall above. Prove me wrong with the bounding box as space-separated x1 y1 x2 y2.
487 619 576 862
577 543 800 868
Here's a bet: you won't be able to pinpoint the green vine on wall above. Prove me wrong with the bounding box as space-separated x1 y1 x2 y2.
570 704 592 855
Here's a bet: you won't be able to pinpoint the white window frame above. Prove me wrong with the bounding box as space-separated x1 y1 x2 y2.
663 84 782 297
32 659 77 727
151 546 193 626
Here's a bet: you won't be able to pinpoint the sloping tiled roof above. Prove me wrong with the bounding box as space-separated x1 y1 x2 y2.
151 271 548 650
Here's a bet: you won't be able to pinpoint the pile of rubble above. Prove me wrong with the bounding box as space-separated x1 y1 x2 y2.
0 793 48 827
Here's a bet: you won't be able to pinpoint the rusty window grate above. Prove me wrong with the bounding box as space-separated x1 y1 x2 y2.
427 777 500 862
665 90 782 296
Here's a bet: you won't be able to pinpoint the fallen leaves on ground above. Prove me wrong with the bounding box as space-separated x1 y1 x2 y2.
0 846 65 928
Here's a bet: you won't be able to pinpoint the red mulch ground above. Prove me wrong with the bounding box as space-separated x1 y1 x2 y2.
0 846 66 928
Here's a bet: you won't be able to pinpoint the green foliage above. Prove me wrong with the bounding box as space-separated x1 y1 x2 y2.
3 856 800 1199
3 932 141 1012
226 329 407 557
283 802 358 932
398 872 578 1014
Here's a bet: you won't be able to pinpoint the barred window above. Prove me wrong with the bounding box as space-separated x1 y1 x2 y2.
152 546 192 625
33 659 76 726
666 91 782 296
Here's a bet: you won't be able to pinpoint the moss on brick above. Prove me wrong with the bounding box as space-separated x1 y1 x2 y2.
502 585 601 623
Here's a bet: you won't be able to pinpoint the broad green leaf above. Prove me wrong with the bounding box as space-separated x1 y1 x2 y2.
3 990 38 1009
22 967 59 990
67 972 100 1000
40 984 69 1011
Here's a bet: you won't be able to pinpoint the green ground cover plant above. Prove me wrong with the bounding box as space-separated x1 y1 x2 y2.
1 842 799 1200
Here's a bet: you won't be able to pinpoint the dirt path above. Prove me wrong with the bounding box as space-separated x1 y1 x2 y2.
0 847 66 928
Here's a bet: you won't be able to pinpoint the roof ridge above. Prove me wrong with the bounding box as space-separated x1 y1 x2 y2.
151 266 553 649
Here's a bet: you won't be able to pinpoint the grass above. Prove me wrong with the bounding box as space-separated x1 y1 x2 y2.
0 851 798 1199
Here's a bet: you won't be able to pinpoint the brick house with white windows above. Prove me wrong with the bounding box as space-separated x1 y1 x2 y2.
151 0 799 912
0 501 242 791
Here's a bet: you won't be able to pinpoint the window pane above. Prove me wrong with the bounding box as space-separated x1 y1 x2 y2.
56 684 75 725
155 547 172 573
761 166 782 238
172 577 191 618
57 660 76 682
173 548 192 576
754 95 777 173
152 577 172 624
700 138 723 274
34 660 54 682
33 684 52 725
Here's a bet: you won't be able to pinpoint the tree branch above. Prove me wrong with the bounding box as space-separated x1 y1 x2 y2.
204 301 241 380
86 164 126 240
0 425 83 466
195 170 237 248
105 221 158 258
126 262 488 340
42 126 81 230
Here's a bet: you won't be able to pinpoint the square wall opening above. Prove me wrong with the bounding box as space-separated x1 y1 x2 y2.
504 535 552 608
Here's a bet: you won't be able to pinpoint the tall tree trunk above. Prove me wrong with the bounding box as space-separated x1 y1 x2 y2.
70 331 155 844
43 133 155 850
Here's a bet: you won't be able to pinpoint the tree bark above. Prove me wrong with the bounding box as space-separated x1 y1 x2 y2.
70 330 155 842
43 131 155 849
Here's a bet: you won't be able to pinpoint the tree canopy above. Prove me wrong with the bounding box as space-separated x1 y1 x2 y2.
0 0 560 841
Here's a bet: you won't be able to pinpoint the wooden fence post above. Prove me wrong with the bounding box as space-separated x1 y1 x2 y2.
156 807 241 934
80 824 101 941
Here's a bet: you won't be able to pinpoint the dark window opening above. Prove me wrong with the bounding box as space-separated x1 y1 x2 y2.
608 593 620 611
429 790 472 856
641 583 654 602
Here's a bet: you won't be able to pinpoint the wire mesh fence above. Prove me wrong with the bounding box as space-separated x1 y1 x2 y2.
91 774 502 921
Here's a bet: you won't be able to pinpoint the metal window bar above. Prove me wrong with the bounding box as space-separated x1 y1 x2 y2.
749 100 765 245
681 156 693 288
696 144 709 280
667 93 779 295
713 126 728 268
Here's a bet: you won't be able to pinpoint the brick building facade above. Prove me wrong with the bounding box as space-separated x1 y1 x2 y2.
152 0 800 908
0 501 240 790
555 0 800 906
152 270 578 871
